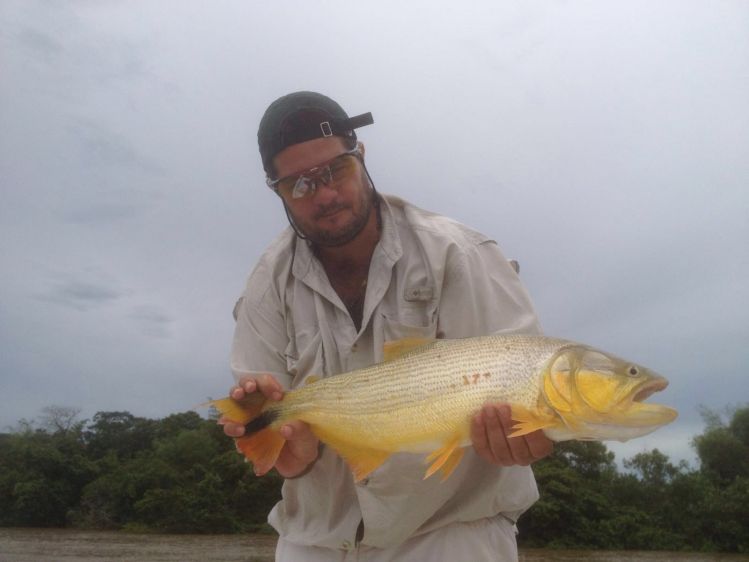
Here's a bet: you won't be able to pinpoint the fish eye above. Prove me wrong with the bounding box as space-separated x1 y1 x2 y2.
627 365 640 377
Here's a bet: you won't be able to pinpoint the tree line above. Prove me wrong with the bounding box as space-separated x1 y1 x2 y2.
0 404 747 552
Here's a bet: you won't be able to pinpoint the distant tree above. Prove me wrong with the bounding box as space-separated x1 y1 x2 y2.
83 411 157 460
730 407 749 446
693 405 749 484
518 441 621 549
690 405 749 552
623 449 682 486
39 405 84 434
0 427 96 526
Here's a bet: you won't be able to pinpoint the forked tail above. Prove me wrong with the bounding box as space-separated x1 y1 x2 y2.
208 394 285 475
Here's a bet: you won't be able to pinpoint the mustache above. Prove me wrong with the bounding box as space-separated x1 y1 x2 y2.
314 203 348 220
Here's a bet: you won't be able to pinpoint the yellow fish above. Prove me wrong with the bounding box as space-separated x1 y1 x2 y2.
209 335 677 481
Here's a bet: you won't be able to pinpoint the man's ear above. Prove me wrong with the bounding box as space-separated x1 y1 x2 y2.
358 141 365 158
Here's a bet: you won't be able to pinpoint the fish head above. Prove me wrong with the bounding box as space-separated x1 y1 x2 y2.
541 345 678 441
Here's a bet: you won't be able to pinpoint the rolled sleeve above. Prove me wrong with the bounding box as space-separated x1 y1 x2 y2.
230 272 293 389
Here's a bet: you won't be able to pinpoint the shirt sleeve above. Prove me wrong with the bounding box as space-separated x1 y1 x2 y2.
436 239 542 339
230 264 294 389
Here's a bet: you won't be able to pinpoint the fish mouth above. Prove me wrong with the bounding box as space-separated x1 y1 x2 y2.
624 377 678 426
632 378 668 403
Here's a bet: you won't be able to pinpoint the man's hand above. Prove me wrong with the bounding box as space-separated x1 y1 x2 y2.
471 404 553 466
219 375 320 478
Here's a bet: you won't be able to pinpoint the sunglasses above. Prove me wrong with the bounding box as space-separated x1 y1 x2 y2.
266 146 362 200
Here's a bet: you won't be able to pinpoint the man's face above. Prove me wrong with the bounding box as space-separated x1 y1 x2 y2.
272 136 374 247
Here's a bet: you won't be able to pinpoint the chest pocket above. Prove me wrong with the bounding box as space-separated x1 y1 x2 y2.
381 283 438 343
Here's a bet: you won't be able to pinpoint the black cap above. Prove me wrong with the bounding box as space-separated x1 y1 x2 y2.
258 91 374 176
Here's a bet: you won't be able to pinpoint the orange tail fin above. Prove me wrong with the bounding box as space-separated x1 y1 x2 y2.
207 394 285 473
236 429 286 475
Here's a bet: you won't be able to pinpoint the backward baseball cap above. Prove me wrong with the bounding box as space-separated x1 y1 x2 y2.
257 91 374 176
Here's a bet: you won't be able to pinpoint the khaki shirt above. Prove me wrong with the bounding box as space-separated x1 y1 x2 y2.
231 195 542 550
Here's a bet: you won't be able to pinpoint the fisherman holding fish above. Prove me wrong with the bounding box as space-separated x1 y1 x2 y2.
221 91 556 561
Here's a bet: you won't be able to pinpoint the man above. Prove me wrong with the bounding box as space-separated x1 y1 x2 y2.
222 91 552 561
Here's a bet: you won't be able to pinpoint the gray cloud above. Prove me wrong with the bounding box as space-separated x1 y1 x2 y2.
17 27 63 59
36 279 122 311
71 120 164 174
129 305 173 339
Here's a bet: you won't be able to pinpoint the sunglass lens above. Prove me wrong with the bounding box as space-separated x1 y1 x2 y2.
291 176 315 199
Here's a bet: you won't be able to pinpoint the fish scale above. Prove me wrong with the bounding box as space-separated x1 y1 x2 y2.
271 336 568 450
209 333 677 481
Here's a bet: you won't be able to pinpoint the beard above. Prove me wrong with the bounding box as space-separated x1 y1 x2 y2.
287 169 376 247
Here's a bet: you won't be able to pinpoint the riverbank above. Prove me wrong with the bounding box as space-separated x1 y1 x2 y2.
2 528 748 562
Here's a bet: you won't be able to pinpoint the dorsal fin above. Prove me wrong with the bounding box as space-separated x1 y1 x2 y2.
383 337 435 362
304 375 321 386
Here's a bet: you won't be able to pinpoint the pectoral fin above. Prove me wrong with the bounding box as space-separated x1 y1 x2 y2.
508 405 558 438
424 436 465 481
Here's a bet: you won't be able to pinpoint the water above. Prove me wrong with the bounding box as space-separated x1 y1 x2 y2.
1 529 747 562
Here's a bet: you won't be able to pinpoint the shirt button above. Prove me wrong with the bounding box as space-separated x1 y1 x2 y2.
351 343 358 352
341 540 352 550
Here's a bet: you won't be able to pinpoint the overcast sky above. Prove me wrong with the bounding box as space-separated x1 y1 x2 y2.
1 0 747 467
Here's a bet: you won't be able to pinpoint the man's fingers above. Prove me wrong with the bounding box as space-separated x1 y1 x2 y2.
223 421 245 438
525 431 554 460
483 405 517 465
470 411 488 454
471 404 547 467
230 375 283 401
495 405 532 465
278 421 319 471
255 375 283 400
280 420 314 441
253 374 284 401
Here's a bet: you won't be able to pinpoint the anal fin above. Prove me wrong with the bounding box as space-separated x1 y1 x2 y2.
312 427 391 482
424 436 465 481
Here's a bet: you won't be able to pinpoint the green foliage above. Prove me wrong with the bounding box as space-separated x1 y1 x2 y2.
2 404 749 551
693 417 749 484
1 407 281 534
518 404 749 553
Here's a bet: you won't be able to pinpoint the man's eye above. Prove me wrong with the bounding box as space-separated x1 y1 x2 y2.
291 177 313 198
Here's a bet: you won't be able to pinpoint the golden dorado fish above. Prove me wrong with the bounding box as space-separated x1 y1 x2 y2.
209 334 677 481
